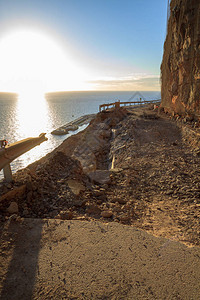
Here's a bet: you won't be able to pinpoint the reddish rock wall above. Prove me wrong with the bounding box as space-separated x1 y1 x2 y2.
161 0 200 115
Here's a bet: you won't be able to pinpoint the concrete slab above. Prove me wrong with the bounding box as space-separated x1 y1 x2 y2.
0 218 200 299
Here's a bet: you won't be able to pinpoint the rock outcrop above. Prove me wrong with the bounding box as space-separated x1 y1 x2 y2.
161 0 200 115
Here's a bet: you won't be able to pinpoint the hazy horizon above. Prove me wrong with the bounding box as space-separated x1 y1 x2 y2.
0 89 161 96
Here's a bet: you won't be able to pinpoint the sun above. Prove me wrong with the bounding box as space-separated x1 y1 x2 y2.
0 29 89 97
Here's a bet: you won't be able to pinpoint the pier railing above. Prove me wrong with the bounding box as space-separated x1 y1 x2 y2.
99 99 161 112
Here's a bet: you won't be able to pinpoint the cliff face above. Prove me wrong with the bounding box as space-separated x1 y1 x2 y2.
161 0 200 115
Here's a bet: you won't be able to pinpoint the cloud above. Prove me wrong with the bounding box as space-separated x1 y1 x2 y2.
88 73 161 91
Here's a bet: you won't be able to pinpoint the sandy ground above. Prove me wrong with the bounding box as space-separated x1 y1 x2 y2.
1 218 200 300
0 105 200 299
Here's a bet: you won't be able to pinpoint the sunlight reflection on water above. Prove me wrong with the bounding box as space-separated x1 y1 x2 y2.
0 94 80 177
16 94 50 137
10 94 77 173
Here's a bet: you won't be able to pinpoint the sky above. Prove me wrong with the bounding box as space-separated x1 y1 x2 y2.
0 0 168 94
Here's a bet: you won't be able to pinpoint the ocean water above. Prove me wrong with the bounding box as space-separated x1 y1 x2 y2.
0 91 160 178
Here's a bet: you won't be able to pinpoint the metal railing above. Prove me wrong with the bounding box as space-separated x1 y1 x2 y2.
99 99 161 112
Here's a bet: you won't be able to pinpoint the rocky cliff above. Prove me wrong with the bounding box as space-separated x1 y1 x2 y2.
161 0 200 115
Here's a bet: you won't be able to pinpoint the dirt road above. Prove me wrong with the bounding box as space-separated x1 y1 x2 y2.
1 218 200 299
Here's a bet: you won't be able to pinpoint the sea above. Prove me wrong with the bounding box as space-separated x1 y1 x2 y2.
0 91 160 179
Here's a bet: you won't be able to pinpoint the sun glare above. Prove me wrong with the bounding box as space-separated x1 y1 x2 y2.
0 29 88 96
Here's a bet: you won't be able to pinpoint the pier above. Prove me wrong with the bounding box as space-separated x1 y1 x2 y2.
51 114 96 135
51 101 161 135
0 133 47 182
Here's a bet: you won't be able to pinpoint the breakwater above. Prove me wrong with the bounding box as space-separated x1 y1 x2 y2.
51 114 96 135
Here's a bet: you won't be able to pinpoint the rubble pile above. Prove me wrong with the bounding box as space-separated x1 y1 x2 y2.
0 105 200 246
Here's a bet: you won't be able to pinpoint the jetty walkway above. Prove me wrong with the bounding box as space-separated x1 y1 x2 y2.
51 114 96 135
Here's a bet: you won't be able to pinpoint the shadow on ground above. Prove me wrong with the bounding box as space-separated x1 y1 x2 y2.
0 218 44 300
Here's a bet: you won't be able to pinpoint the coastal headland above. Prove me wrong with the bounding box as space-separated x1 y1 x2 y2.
0 104 200 298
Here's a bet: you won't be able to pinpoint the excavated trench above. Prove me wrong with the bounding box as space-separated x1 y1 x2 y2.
1 106 200 248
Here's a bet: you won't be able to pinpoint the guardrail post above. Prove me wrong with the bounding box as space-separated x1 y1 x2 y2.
115 101 120 109
3 163 13 182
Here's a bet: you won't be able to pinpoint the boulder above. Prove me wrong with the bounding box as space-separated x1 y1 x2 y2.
86 204 101 215
51 129 68 135
58 210 73 220
7 202 18 214
0 185 26 202
88 170 111 185
101 210 113 218
67 179 85 195
64 125 79 131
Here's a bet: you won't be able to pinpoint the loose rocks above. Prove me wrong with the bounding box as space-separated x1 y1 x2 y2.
7 202 18 214
101 211 113 218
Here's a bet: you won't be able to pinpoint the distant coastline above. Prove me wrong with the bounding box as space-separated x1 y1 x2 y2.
0 92 18 100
